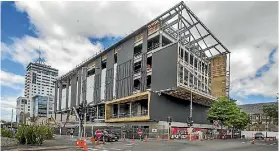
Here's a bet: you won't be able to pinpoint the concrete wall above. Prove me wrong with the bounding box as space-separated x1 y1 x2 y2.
149 92 210 124
151 43 178 91
241 131 278 139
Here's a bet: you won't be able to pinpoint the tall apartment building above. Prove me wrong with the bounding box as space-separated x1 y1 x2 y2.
23 57 58 116
55 2 230 130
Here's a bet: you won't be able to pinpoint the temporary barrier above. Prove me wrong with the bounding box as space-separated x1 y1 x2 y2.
83 137 87 151
251 133 255 144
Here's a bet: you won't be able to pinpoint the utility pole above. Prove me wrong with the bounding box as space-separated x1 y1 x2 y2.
190 89 193 119
11 109 13 128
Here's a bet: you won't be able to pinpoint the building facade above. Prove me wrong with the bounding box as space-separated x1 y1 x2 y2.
16 97 28 123
239 102 278 131
32 95 55 118
23 59 58 116
54 2 230 130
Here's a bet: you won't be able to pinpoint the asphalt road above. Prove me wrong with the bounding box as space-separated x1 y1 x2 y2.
2 135 277 151
49 135 278 151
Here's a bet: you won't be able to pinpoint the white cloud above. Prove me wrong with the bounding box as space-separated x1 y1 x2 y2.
3 36 103 75
2 1 278 99
14 1 178 38
231 49 278 98
0 93 24 122
0 70 25 89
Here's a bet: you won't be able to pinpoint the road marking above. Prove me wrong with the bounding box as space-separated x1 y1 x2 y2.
88 149 98 151
110 148 121 150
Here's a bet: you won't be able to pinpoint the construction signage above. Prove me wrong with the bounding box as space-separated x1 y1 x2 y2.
95 129 102 138
138 129 143 136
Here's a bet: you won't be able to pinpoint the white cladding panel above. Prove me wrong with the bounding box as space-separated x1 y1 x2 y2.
76 81 79 106
113 63 117 98
101 69 106 101
68 85 71 108
56 89 60 111
61 88 66 110
86 75 95 104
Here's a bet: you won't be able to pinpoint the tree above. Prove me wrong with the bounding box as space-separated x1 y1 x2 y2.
262 102 278 125
207 96 249 130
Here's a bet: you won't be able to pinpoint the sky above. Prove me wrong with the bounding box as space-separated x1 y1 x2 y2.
1 1 278 121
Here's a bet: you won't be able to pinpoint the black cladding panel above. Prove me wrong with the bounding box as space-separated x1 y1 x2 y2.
151 43 178 91
149 92 210 124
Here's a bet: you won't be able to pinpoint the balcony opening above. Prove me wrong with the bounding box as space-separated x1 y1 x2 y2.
134 44 142 57
147 75 151 89
179 47 184 59
114 53 117 64
147 56 152 72
162 36 172 46
110 99 149 119
134 61 141 74
119 103 130 118
87 68 95 76
190 54 194 66
132 99 148 117
147 35 159 52
101 60 107 69
112 104 118 118
134 79 140 93
98 105 105 119
194 58 198 69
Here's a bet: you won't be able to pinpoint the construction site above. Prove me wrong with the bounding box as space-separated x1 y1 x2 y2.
53 1 230 138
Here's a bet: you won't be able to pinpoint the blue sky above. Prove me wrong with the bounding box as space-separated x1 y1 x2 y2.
1 1 278 121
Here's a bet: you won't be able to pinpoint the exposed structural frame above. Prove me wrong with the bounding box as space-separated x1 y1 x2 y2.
56 1 231 98
154 1 231 97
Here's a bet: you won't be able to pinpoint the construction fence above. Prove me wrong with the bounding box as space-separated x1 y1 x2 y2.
54 124 221 140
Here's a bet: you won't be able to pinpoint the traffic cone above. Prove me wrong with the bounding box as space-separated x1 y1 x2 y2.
83 137 87 151
157 136 160 143
76 139 80 146
96 138 99 146
144 135 148 142
251 133 255 144
123 134 126 142
91 137 95 143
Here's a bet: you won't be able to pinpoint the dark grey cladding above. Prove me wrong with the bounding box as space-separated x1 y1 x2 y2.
151 43 178 91
149 92 210 124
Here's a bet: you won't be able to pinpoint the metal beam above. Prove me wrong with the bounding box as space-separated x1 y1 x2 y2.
181 2 230 53
161 11 179 24
162 19 179 30
188 34 210 45
180 33 191 41
201 44 219 52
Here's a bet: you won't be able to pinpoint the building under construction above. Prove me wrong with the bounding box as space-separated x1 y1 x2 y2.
54 1 230 133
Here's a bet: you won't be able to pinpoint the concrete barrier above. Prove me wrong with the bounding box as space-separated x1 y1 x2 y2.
241 131 278 139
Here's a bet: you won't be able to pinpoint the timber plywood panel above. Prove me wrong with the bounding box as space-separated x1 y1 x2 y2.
211 55 227 98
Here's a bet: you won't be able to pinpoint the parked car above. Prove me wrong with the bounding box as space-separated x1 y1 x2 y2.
254 132 264 139
94 129 119 142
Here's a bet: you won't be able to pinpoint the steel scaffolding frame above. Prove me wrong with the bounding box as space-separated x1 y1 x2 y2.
153 1 230 98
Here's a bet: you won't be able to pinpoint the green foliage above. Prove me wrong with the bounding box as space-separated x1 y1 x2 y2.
262 102 278 124
15 125 54 145
207 96 249 130
1 128 14 138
